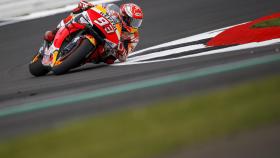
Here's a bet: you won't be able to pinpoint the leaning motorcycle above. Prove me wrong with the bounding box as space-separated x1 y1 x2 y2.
29 5 122 76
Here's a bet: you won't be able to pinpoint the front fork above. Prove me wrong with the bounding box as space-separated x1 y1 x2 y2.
32 40 51 65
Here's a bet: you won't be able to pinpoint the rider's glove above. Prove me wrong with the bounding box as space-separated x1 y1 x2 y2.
116 42 128 62
73 0 93 14
79 0 93 10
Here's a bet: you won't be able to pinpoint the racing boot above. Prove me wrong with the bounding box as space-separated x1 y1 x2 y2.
38 29 58 56
44 29 57 43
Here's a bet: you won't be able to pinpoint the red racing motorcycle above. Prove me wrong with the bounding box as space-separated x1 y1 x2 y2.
29 5 122 76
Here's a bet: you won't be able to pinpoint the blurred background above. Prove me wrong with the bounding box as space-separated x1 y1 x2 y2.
0 0 78 19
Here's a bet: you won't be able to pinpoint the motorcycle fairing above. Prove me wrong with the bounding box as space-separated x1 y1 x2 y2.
42 5 122 67
53 22 85 48
87 5 121 46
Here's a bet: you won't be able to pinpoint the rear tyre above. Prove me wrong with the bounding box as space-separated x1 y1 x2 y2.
29 54 50 77
52 38 95 75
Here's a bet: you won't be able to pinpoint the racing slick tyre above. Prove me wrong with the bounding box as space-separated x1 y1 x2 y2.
29 54 50 77
52 38 95 75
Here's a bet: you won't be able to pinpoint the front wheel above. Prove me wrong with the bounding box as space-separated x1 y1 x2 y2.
29 54 50 77
52 38 95 75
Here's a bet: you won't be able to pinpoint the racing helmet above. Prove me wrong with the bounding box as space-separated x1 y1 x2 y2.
120 3 143 33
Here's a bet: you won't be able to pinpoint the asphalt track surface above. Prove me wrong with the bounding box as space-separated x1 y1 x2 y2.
0 0 280 139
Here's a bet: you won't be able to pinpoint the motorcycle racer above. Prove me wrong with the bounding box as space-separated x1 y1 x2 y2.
43 0 143 64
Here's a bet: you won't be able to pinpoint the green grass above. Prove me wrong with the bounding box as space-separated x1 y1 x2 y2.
252 17 280 28
0 75 280 158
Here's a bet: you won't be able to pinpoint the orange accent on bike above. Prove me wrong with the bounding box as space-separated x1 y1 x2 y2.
54 60 62 66
52 51 59 64
116 23 122 38
85 35 97 46
52 51 64 66
31 54 40 63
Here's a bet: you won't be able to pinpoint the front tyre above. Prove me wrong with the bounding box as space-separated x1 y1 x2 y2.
29 54 50 77
52 38 95 75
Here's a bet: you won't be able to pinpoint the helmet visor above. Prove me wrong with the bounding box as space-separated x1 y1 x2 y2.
130 18 142 28
123 16 142 28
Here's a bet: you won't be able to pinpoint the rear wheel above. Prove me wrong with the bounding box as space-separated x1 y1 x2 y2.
52 38 95 75
29 54 50 77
